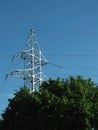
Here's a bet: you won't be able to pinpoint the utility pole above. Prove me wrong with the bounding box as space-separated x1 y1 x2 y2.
6 29 48 92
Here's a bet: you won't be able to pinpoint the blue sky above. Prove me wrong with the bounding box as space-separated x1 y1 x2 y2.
0 0 98 117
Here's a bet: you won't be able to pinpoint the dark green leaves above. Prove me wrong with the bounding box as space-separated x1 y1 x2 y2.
0 76 98 130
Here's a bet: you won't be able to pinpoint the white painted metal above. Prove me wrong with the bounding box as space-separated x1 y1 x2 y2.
7 29 48 92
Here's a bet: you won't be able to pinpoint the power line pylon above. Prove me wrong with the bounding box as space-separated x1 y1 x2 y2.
6 29 48 92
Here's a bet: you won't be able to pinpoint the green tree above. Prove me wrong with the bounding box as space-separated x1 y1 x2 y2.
91 86 98 130
40 76 94 130
0 76 97 130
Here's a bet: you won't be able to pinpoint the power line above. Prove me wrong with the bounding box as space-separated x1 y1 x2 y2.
40 30 98 34
46 54 98 57
61 66 98 70
46 73 98 78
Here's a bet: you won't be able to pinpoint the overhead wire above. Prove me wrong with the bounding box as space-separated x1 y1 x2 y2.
46 73 98 78
59 66 98 70
0 55 16 93
46 54 98 57
45 53 98 70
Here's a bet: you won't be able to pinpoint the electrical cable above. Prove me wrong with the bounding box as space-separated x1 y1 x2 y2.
46 54 98 57
60 66 98 70
0 55 16 94
48 62 62 68
0 80 6 94
46 73 98 78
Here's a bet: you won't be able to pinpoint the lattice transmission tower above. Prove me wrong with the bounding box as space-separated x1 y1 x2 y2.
6 29 48 92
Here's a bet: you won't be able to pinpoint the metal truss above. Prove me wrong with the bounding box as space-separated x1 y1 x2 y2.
6 29 48 92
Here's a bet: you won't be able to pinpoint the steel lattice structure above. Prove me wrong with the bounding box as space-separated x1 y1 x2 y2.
7 29 48 92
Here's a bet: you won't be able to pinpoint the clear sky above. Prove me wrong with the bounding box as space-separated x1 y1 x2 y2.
0 0 98 117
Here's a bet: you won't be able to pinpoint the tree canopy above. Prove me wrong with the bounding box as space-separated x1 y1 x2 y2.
0 76 98 130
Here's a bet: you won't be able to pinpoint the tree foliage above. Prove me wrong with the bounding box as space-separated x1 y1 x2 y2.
0 76 98 130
